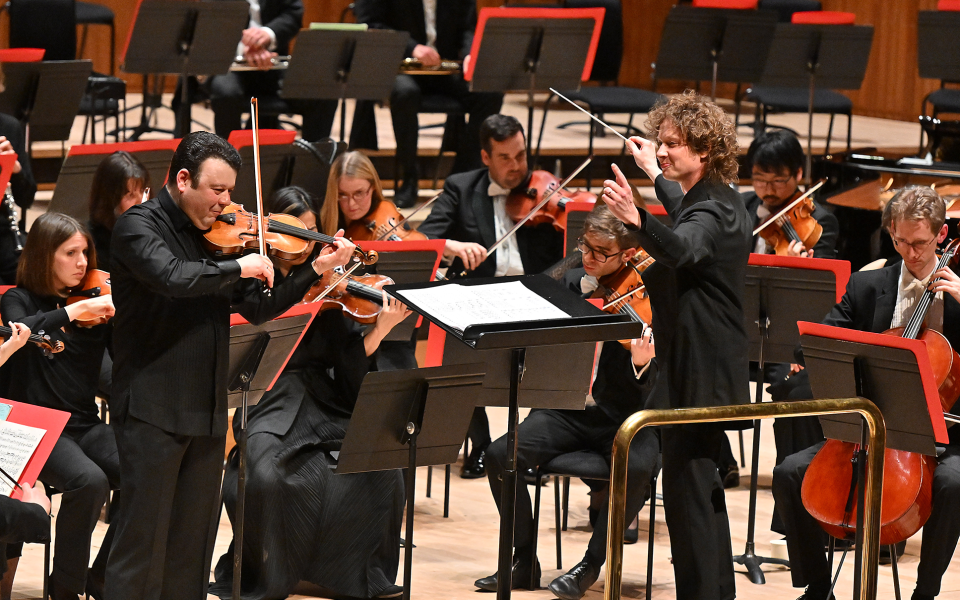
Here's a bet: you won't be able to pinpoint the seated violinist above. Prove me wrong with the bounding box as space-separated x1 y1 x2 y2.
88 151 150 272
210 186 410 600
1 213 118 600
743 130 839 258
773 186 960 600
476 204 660 600
322 151 425 243
418 114 565 478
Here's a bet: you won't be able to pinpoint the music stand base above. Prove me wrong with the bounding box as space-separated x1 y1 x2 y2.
733 548 790 585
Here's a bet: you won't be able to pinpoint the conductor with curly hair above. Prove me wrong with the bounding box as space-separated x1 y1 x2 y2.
603 90 752 600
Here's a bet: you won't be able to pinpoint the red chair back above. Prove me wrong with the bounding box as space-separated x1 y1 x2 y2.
0 48 45 62
228 129 297 149
791 11 855 24
691 0 758 8
938 0 960 10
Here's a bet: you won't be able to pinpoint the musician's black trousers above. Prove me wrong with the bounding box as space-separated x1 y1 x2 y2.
485 407 659 568
773 442 960 595
104 417 225 600
661 426 736 600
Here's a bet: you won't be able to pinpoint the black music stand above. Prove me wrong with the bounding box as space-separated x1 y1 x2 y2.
122 0 250 138
335 364 487 600
363 242 444 343
468 10 599 156
280 29 408 143
734 255 845 584
653 6 777 101
226 306 317 600
798 322 948 600
917 11 960 153
387 274 645 599
754 23 873 179
0 60 92 144
49 147 175 222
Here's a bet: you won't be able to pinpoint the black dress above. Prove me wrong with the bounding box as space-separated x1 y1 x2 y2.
211 310 405 600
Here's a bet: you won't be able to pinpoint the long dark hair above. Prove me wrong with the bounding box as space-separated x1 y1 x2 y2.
269 186 317 219
17 213 96 297
88 151 150 230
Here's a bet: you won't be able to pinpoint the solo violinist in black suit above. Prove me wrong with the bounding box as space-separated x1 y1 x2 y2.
603 90 752 600
417 114 564 479
103 132 356 600
773 186 960 600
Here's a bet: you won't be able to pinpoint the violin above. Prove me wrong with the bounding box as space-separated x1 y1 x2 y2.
343 200 427 242
301 270 394 324
754 181 825 256
0 325 63 357
591 250 655 348
203 203 378 265
66 269 112 327
801 239 960 545
506 170 597 232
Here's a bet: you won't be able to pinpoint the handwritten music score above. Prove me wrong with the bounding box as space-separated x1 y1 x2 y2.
395 281 570 335
0 421 45 497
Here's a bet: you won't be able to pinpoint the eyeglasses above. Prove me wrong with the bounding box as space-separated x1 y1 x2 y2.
576 238 624 263
337 186 372 203
752 177 793 188
892 235 938 253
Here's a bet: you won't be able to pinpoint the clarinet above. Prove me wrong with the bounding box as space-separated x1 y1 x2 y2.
2 183 23 253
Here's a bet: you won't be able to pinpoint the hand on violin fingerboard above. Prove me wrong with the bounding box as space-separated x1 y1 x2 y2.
312 231 357 275
237 254 275 288
0 322 30 364
786 240 814 258
931 266 960 304
364 292 413 357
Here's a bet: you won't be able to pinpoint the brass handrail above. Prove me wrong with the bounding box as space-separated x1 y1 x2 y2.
605 397 886 600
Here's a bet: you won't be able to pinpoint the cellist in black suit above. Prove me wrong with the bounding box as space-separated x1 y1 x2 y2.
773 186 960 600
603 90 751 600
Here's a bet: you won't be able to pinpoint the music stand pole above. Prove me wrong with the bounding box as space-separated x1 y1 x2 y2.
399 380 428 600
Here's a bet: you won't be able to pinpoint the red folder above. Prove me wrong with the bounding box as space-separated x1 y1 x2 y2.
0 399 70 499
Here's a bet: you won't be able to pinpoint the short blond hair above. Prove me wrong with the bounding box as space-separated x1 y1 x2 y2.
645 90 740 185
882 186 946 235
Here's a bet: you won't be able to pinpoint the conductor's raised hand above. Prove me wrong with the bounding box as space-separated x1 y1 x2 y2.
445 240 487 272
625 136 661 180
312 230 357 274
603 163 641 228
237 254 275 288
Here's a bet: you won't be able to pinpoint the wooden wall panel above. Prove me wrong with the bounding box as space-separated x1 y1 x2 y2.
0 0 946 123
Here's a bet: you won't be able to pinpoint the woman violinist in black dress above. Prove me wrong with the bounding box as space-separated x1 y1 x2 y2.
1 212 117 600
212 187 411 600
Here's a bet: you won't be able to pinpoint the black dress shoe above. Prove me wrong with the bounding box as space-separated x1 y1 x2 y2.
548 560 600 600
460 444 487 479
48 578 80 600
85 572 105 600
393 180 419 209
720 464 740 489
374 584 403 598
624 514 639 544
474 555 541 592
795 582 834 600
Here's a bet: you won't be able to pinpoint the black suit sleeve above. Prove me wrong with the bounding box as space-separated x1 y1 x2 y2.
262 0 303 50
0 289 70 341
653 175 685 219
459 0 477 59
0 496 49 544
634 202 727 270
811 207 840 259
417 184 461 240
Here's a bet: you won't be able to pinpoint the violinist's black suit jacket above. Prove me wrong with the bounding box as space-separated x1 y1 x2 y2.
417 168 564 278
742 191 840 258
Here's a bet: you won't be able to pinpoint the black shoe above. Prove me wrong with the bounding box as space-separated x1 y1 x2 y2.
48 578 80 600
85 571 105 600
460 444 487 479
393 179 419 209
720 464 740 489
474 555 541 592
911 593 934 600
548 560 600 600
795 582 834 600
624 514 639 544
879 541 906 565
374 584 403 598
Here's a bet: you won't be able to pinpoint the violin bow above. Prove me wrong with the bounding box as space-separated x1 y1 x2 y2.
550 88 633 144
752 180 825 236
376 192 443 241
250 98 271 295
305 261 365 304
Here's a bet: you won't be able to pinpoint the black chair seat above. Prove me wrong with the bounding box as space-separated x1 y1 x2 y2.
75 1 114 25
926 88 960 114
542 451 610 480
560 86 665 115
420 94 465 115
746 86 852 114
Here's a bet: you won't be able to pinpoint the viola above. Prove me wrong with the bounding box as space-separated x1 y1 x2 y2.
801 239 960 545
344 200 427 242
505 170 597 232
203 203 378 265
591 250 655 348
301 270 394 324
755 182 825 256
66 269 112 327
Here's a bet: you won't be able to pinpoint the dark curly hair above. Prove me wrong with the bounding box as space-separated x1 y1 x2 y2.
645 90 739 185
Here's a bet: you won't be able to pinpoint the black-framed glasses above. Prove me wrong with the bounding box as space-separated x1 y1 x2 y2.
576 237 623 263
892 235 938 253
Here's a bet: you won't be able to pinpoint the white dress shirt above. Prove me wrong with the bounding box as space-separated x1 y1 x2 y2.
422 0 438 49
891 260 943 332
488 180 525 277
238 0 277 58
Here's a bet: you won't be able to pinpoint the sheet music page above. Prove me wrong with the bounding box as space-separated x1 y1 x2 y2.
0 421 45 497
396 281 570 334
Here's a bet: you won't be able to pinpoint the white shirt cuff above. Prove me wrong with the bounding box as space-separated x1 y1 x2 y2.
262 26 277 51
631 358 652 380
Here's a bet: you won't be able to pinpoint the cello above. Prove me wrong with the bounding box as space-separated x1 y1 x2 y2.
801 239 960 545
